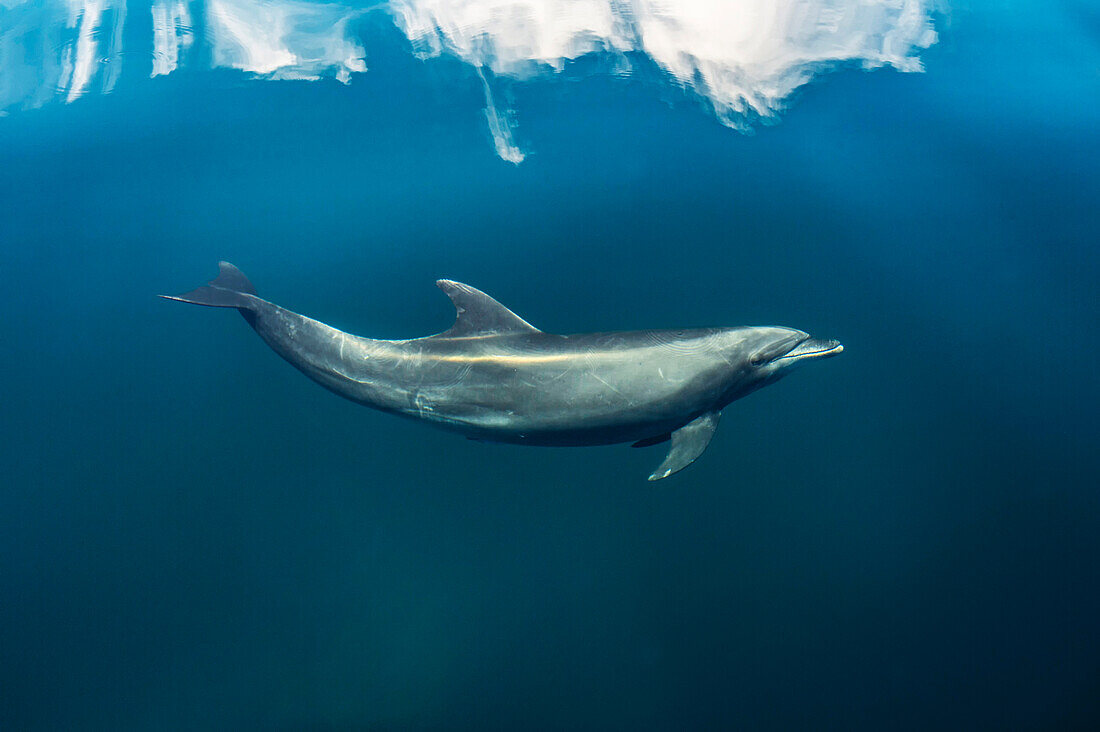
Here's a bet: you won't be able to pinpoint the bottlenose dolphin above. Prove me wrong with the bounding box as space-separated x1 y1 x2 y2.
163 263 842 480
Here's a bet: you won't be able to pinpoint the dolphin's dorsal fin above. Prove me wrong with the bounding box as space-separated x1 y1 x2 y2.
648 411 721 481
435 280 540 337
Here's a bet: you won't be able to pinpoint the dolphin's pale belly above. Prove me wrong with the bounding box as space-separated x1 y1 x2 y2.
336 331 736 445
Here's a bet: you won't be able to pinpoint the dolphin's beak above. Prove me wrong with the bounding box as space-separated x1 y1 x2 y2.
773 337 843 365
752 333 809 364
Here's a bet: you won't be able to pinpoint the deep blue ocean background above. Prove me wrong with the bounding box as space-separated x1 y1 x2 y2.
2 1 1099 728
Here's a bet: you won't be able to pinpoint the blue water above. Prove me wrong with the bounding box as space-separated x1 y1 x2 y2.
2 1 1098 728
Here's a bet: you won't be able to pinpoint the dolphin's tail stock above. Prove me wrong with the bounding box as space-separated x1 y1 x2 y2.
160 262 259 323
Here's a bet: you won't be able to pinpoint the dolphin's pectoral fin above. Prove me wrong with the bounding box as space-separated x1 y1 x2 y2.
632 433 671 448
648 412 721 481
435 280 541 337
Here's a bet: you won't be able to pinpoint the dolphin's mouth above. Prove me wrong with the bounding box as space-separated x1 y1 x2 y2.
773 337 844 364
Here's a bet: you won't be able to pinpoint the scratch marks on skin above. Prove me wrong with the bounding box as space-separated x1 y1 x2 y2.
330 329 354 366
658 366 689 385
590 372 622 397
413 391 435 418
323 331 384 388
328 328 351 363
589 371 639 408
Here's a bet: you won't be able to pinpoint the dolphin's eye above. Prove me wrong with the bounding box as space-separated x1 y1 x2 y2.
749 354 765 367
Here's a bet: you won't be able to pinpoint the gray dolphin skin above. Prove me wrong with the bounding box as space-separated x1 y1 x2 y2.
163 262 843 480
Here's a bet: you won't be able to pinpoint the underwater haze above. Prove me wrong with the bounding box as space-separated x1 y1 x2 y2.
2 0 1099 728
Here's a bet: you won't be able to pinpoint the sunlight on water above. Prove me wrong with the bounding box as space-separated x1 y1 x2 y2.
0 0 939 159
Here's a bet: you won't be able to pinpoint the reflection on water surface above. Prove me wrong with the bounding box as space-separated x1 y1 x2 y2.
1 0 939 159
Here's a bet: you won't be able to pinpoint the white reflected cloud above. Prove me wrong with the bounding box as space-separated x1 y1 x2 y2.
477 68 524 164
0 0 128 110
151 0 194 78
630 0 937 123
393 0 939 154
0 0 939 160
391 0 629 73
0 0 368 110
64 0 127 102
206 0 367 81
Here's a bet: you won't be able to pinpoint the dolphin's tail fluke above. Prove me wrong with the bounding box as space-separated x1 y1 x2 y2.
160 261 258 310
